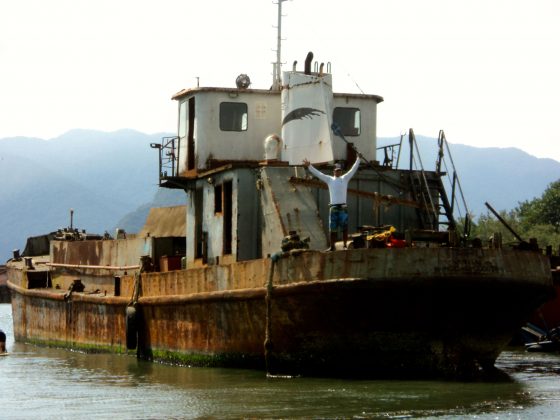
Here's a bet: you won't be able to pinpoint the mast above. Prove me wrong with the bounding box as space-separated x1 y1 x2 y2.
272 0 288 91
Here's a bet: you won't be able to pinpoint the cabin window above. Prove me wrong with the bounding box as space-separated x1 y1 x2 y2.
214 184 223 213
220 102 248 131
333 107 361 136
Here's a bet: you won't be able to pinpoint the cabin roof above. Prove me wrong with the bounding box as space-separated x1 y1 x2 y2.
172 86 384 103
172 87 276 100
138 205 187 238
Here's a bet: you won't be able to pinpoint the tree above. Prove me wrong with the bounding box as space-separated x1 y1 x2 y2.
469 179 560 250
470 209 523 245
536 180 560 231
523 224 560 252
518 180 560 232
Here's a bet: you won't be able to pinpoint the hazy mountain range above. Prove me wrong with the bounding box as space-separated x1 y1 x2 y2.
0 130 185 262
378 135 560 219
1 129 559 262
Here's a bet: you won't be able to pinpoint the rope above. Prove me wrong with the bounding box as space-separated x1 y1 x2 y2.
264 249 308 377
331 123 404 189
125 256 150 352
130 256 150 306
264 257 277 376
130 272 141 306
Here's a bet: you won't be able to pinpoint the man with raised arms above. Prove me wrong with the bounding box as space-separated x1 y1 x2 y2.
302 157 360 251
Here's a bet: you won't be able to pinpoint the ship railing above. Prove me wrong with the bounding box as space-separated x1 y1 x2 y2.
435 130 471 238
408 129 439 230
46 263 140 270
405 129 471 235
151 136 179 185
376 132 405 169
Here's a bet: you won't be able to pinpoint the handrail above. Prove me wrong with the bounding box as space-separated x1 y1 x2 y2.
376 131 405 169
151 136 180 185
46 263 140 270
409 129 438 228
437 130 471 236
441 131 470 216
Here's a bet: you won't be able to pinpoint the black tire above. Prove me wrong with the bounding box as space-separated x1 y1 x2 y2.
126 305 138 350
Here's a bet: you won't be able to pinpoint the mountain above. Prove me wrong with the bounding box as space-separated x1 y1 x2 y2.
114 187 187 233
1 130 559 263
0 129 184 262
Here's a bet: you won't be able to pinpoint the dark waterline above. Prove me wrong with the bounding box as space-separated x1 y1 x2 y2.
2 303 560 419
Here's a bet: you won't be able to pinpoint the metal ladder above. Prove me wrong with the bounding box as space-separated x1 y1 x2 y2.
408 129 438 229
407 129 469 234
435 130 470 237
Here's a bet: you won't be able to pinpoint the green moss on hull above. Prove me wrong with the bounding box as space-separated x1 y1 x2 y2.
22 338 132 355
142 347 264 370
17 337 263 369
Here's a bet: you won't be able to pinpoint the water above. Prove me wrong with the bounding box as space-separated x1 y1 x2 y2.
1 303 560 419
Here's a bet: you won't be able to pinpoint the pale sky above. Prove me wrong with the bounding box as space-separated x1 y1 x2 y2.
1 0 559 161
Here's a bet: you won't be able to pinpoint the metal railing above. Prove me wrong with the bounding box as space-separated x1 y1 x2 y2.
376 132 404 169
408 129 439 229
403 129 470 235
435 130 471 237
151 136 179 185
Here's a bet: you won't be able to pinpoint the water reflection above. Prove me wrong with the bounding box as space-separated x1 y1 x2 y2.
1 303 559 419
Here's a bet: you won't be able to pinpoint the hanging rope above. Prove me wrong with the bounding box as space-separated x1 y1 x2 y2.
264 247 308 377
126 256 150 351
264 256 277 376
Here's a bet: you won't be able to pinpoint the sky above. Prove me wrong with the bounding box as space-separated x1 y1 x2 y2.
1 0 559 161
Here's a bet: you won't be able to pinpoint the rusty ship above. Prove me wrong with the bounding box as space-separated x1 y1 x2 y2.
6 9 555 378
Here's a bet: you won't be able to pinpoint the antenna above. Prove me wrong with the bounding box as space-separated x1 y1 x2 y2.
272 0 288 90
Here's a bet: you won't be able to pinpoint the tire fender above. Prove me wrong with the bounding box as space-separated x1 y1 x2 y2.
126 305 138 350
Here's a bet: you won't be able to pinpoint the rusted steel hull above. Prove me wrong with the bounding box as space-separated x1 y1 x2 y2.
9 283 129 352
264 277 544 377
8 247 554 378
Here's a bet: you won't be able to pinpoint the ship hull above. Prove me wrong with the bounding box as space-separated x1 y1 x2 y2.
8 247 554 379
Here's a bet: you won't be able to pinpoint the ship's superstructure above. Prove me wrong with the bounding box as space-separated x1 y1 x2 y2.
151 53 462 268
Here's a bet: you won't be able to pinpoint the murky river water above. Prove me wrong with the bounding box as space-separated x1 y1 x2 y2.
2 303 560 419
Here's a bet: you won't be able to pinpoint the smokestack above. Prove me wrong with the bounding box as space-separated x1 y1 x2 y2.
304 52 313 75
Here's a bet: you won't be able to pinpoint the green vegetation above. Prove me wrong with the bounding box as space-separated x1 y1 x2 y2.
148 348 262 369
468 179 560 251
24 338 132 355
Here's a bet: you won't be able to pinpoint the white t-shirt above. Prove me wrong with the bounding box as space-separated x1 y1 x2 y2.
307 158 360 205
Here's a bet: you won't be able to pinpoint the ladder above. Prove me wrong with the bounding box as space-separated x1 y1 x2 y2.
407 129 469 233
435 130 471 237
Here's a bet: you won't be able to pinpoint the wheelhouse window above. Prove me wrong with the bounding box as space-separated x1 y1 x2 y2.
333 107 361 136
220 102 248 131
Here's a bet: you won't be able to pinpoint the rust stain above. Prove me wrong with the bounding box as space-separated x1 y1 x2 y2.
265 174 288 237
289 176 422 209
7 246 554 377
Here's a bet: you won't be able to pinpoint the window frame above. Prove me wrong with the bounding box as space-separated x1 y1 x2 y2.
219 102 248 132
333 107 361 137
